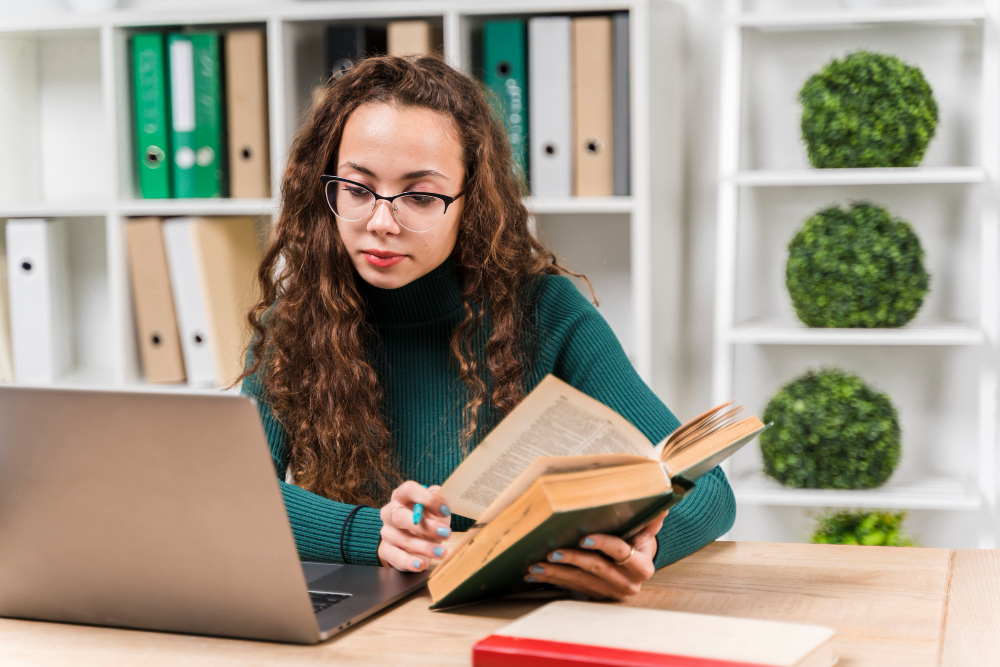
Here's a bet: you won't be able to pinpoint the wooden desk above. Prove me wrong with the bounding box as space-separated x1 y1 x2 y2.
1 542 998 666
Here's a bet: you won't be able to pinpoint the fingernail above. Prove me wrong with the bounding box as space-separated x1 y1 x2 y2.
421 484 427 488
437 526 451 538
433 546 445 558
413 559 422 569
440 504 451 517
549 551 564 562
581 537 595 548
412 503 423 524
530 565 545 574
526 576 537 583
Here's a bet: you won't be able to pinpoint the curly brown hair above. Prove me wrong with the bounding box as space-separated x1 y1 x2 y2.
238 54 587 507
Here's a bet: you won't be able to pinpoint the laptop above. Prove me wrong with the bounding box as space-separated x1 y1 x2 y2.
0 385 429 643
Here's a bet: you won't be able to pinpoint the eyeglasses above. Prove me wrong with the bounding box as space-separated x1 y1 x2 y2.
320 175 464 233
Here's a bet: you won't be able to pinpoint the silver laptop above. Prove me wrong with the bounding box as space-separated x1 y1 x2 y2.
0 385 429 643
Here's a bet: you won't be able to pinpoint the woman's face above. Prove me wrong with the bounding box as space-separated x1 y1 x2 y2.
333 102 466 290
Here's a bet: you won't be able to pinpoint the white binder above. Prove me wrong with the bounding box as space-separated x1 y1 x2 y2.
5 219 70 383
528 16 573 197
162 217 216 386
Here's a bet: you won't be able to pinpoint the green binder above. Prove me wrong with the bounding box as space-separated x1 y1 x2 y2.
191 33 225 198
483 20 528 185
167 33 196 198
131 33 171 199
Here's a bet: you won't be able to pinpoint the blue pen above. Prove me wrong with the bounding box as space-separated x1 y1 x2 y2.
413 484 426 525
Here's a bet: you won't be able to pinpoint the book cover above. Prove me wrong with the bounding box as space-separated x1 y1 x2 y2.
225 28 270 199
131 32 171 199
528 16 572 197
572 16 614 196
483 20 528 185
612 12 630 197
5 219 70 383
473 601 837 667
168 34 197 198
191 32 225 198
188 216 262 387
125 217 185 384
162 217 215 385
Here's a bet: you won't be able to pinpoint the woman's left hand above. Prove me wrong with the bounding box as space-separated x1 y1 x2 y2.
523 510 669 600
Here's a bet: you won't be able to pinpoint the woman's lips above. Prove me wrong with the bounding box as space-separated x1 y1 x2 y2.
363 250 405 268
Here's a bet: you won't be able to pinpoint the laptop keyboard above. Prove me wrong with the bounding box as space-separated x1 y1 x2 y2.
310 591 351 614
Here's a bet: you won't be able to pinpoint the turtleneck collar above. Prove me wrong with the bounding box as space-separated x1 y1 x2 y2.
355 255 464 326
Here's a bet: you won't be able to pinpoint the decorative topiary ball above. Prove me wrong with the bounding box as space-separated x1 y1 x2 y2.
799 50 938 168
810 509 915 547
761 368 901 489
786 202 930 328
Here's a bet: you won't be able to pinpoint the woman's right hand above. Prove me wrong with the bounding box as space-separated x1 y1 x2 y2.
377 481 452 571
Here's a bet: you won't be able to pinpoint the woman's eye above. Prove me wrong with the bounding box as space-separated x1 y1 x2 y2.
408 195 436 207
344 186 370 199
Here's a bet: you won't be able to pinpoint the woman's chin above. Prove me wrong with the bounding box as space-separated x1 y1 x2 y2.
355 261 412 290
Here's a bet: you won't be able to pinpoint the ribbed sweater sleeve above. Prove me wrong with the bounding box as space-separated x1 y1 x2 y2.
241 369 384 566
531 276 736 569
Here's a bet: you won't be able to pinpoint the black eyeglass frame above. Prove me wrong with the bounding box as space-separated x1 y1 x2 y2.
319 174 465 233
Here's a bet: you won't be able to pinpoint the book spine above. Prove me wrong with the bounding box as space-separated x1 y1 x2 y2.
483 20 528 185
473 635 772 667
191 32 224 198
168 34 197 198
132 32 171 199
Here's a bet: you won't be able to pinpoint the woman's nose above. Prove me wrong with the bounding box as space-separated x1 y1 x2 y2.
367 199 401 235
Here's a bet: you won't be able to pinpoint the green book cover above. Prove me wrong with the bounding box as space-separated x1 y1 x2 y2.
191 32 225 198
131 33 171 199
428 487 688 610
483 20 528 185
167 33 196 198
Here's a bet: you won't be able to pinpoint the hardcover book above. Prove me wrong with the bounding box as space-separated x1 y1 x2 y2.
473 600 837 667
428 375 769 609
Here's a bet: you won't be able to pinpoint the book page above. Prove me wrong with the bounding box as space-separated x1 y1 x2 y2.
438 375 654 520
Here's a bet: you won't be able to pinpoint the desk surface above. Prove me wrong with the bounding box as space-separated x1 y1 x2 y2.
2 541 998 666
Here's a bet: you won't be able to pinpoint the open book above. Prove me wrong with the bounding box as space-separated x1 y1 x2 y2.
428 374 770 609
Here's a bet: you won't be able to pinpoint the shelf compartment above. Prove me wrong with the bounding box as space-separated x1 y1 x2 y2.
739 21 982 171
1 216 116 386
732 470 980 511
730 167 986 187
534 212 634 363
0 29 109 208
734 6 987 31
729 320 984 346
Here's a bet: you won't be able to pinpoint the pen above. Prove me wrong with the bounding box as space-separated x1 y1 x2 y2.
413 484 426 524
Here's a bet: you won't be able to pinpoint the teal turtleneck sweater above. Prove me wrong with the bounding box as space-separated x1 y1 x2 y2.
241 258 736 569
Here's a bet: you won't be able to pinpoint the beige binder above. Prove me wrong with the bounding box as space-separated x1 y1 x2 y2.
572 16 614 196
0 228 13 382
125 218 186 384
189 217 262 387
387 20 443 56
225 29 270 199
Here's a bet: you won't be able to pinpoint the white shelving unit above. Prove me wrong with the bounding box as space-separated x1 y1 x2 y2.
0 0 685 407
713 0 999 547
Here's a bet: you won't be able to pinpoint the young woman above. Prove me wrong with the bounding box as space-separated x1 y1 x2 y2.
239 54 735 601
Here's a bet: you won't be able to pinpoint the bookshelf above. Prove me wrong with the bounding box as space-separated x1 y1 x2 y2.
0 1 685 410
714 0 999 547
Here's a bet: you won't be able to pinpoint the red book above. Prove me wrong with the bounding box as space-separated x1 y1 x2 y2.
472 601 837 667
